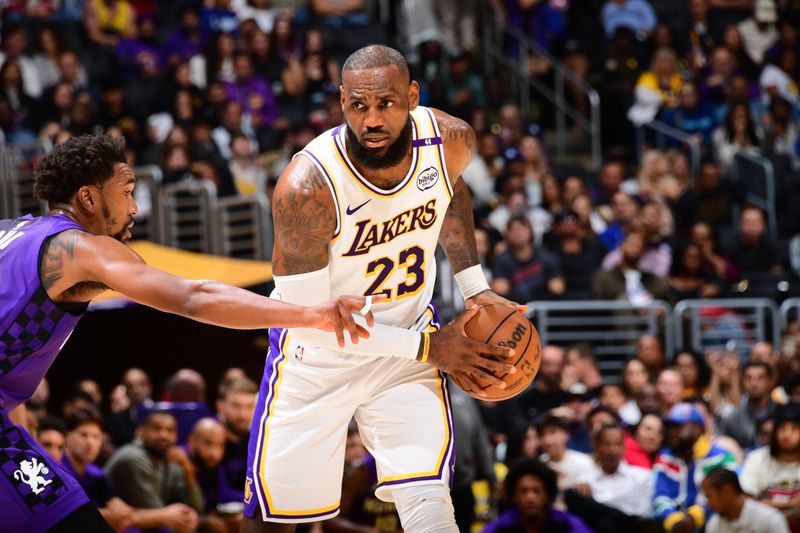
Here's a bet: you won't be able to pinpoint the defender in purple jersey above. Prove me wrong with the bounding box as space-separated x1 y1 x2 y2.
0 134 379 532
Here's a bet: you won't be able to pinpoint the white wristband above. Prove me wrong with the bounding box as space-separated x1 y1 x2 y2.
454 264 491 300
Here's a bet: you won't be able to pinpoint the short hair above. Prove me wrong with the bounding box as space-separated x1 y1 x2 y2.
63 388 96 406
770 403 800 457
65 407 103 433
39 415 67 437
536 412 570 433
743 360 772 378
139 409 176 428
568 342 594 361
34 134 127 205
504 458 558 506
704 467 742 494
593 422 624 444
342 45 410 83
219 377 258 399
587 405 623 427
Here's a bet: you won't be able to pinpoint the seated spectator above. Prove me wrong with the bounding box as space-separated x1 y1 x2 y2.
739 402 800 529
0 60 37 144
760 50 800 117
84 0 136 48
668 243 723 299
106 367 153 448
518 345 569 420
62 408 134 531
601 0 658 39
482 458 592 533
660 80 720 145
653 403 738 533
537 412 596 491
624 411 664 468
598 191 639 251
762 96 799 167
621 358 652 424
565 343 604 393
224 52 277 131
505 424 541 467
518 135 548 207
215 377 258 509
0 23 43 99
300 29 340 106
603 200 674 277
592 231 672 304
213 100 256 160
689 222 741 285
723 205 784 274
548 209 606 297
628 47 683 126
229 133 266 195
637 334 667 380
712 101 763 172
105 410 202 531
164 368 208 404
37 415 66 462
675 350 712 398
462 133 503 209
235 0 276 34
76 379 103 409
572 424 654 519
166 6 210 64
61 388 97 418
115 15 164 81
657 368 686 416
491 214 565 303
737 0 779 67
633 149 682 203
700 47 739 109
590 160 625 208
598 383 630 419
704 467 790 533
30 27 68 91
201 0 239 35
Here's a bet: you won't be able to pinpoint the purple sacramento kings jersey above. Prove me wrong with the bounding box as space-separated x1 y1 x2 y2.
0 214 86 410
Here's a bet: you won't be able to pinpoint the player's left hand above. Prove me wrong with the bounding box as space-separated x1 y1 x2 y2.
466 290 528 314
307 295 388 347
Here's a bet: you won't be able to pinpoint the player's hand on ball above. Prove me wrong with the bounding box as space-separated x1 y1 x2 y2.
308 295 386 347
426 306 517 397
466 289 528 314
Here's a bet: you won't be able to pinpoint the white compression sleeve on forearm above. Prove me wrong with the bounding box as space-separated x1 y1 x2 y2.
273 267 421 359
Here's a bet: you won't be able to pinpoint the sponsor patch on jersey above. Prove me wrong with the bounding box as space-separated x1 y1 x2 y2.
416 166 439 191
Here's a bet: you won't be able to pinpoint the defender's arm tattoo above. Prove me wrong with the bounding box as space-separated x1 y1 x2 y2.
40 231 78 291
271 162 336 276
439 178 480 273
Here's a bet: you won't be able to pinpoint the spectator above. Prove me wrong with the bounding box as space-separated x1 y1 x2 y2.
598 384 629 419
667 242 723 299
213 100 255 160
737 0 779 67
628 47 683 126
518 135 548 207
704 467 790 533
675 159 735 233
601 0 658 38
706 349 743 419
690 222 740 285
653 403 738 533
30 26 68 91
602 200 673 277
76 379 103 409
762 96 799 166
235 0 277 34
591 160 626 207
624 411 664 468
0 60 37 144
84 0 136 48
739 402 800 529
37 415 67 462
505 424 541 467
201 0 239 34
482 458 592 533
462 133 502 208
592 231 672 304
496 103 525 151
0 24 42 98
675 350 712 398
549 208 606 297
215 377 258 508
444 48 485 120
105 410 202 532
723 206 784 275
565 343 604 393
491 214 565 303
224 52 277 131
165 6 210 64
300 29 340 106
621 359 651 424
635 336 666 381
62 408 134 531
518 345 570 420
713 101 762 173
660 81 720 144
229 133 266 195
106 367 153 447
598 191 639 251
657 368 686 416
537 412 596 491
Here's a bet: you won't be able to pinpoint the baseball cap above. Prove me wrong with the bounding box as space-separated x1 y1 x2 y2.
666 403 705 426
755 0 777 23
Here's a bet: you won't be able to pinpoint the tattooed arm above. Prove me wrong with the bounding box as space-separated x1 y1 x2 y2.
36 225 371 341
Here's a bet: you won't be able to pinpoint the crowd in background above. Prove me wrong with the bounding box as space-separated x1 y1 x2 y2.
3 0 800 532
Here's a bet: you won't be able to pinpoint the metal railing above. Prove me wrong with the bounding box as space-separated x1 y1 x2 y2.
0 140 52 219
212 193 273 260
636 120 702 178
525 299 673 379
130 165 163 243
483 7 601 170
157 180 217 253
673 298 781 356
780 298 800 329
731 152 778 240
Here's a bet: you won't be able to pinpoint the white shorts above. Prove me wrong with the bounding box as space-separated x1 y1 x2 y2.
243 325 454 523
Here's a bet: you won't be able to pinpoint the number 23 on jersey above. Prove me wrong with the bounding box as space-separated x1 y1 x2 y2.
364 245 425 301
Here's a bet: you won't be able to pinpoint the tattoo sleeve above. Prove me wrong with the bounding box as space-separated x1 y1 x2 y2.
40 231 78 291
439 178 480 273
271 159 336 276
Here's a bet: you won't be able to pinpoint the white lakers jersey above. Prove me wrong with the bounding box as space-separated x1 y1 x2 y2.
295 106 453 330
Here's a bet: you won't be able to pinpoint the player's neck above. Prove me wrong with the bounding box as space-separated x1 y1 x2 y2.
48 203 91 232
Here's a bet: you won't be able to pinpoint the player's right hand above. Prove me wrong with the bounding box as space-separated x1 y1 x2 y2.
425 306 516 397
306 295 387 348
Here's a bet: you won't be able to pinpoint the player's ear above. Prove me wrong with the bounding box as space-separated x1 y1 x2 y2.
339 84 345 111
408 80 419 111
76 185 97 213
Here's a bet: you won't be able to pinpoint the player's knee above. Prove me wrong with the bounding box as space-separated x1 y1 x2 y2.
391 485 458 533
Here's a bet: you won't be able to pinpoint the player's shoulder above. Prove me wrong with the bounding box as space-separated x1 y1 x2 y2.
427 107 476 174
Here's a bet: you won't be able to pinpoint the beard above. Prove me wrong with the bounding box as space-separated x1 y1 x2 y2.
346 117 412 170
102 202 132 242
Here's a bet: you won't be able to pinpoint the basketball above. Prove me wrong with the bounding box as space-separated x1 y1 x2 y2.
452 303 541 401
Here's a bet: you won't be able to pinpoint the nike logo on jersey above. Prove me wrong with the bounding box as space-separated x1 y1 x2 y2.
346 199 371 215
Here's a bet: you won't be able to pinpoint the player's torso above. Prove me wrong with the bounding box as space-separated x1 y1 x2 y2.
0 214 85 410
298 106 452 329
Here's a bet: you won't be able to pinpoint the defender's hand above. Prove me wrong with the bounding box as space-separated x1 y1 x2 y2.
426 307 516 397
306 295 387 347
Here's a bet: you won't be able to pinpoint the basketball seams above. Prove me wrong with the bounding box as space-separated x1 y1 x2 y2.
480 309 517 343
478 318 533 392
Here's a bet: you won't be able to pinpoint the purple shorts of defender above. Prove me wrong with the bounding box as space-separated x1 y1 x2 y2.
0 410 88 532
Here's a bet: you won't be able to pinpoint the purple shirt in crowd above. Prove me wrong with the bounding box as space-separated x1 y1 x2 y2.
60 454 114 508
224 77 277 127
0 214 85 410
482 507 593 533
165 29 209 62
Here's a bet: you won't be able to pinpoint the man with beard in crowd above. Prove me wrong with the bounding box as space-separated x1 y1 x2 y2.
216 377 258 509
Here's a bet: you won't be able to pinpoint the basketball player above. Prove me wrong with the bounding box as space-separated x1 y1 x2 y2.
0 134 378 532
242 45 520 533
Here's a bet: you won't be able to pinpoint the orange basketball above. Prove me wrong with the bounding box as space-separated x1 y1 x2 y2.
452 303 541 401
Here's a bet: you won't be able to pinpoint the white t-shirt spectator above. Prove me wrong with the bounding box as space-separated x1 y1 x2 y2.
546 449 597 491
706 498 789 533
739 446 800 500
461 154 498 208
737 18 778 65
581 461 654 516
601 0 657 38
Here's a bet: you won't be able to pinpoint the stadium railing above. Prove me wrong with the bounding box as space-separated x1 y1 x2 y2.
780 298 800 330
731 152 778 240
211 193 273 261
0 140 51 220
130 165 163 243
157 179 217 254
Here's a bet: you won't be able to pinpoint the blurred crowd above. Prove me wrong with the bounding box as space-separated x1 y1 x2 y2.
3 0 800 532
